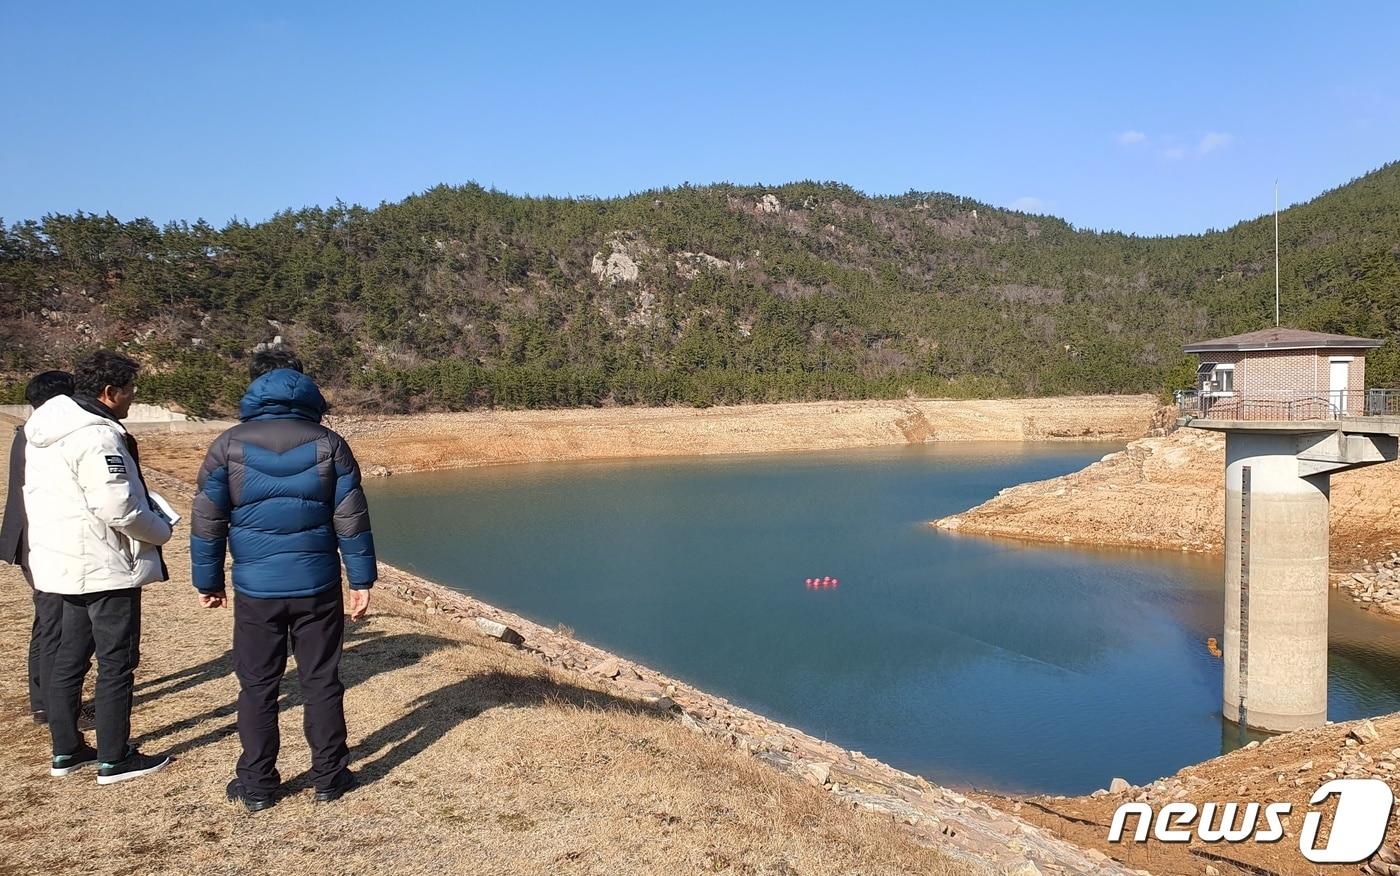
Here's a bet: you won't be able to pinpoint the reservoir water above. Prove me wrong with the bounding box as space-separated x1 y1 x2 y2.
366 442 1400 795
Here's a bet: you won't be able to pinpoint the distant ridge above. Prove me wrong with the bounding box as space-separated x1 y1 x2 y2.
2 162 1397 414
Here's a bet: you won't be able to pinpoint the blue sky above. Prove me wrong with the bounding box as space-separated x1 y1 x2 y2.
2 1 1397 236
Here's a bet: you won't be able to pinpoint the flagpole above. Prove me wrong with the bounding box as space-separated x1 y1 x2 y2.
1275 181 1280 327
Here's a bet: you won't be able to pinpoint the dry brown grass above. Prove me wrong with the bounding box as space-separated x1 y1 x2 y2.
0 436 971 876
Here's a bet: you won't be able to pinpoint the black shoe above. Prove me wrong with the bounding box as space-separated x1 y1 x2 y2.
226 778 275 812
32 710 47 725
96 747 171 785
313 770 358 803
50 743 99 777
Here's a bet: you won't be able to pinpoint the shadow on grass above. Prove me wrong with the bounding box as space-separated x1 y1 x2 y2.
326 668 662 789
132 618 666 794
130 627 452 757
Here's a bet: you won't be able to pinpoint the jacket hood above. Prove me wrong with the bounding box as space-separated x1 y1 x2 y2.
239 369 327 422
24 395 123 449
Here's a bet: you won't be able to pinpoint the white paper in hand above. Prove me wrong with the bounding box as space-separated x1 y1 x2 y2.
148 490 182 527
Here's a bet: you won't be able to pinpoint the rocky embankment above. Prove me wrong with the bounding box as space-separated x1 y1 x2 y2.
329 394 1157 475
996 714 1400 875
136 395 1158 483
934 425 1400 571
934 426 1227 552
1339 551 1400 618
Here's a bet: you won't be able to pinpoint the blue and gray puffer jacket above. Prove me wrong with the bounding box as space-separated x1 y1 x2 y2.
190 369 376 598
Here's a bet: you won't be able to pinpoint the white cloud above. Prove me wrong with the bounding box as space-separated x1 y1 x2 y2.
1198 131 1235 154
1009 196 1046 213
1136 131 1235 161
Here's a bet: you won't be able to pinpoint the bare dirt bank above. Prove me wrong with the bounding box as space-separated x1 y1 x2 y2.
136 395 1158 483
989 713 1400 875
934 426 1400 573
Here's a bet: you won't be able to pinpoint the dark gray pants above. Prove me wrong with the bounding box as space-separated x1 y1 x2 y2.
234 588 349 794
28 586 63 715
48 588 142 763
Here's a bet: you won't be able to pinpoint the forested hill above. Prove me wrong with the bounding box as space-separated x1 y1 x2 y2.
2 163 1398 414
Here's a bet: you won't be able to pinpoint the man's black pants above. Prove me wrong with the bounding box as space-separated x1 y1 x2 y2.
234 587 349 794
48 588 141 763
28 586 63 715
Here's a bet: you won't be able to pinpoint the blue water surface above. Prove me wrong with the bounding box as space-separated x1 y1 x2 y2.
366 442 1400 795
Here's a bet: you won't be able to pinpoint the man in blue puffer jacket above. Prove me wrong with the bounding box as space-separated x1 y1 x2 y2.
190 349 376 811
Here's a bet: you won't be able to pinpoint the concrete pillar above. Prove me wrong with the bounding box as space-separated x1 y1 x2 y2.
1222 432 1330 731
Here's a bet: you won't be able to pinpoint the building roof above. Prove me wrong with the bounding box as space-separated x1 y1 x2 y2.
1184 328 1383 354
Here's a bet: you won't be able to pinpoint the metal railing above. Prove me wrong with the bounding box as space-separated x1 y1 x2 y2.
1176 389 1400 422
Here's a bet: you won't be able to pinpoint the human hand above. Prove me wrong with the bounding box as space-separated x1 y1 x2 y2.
347 588 371 621
200 591 226 609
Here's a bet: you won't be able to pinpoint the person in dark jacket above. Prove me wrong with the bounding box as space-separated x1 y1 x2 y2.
191 349 375 811
0 371 75 723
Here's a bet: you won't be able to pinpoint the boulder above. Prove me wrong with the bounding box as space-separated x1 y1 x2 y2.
620 678 667 698
589 658 622 679
1109 777 1131 794
1351 720 1381 744
474 617 524 645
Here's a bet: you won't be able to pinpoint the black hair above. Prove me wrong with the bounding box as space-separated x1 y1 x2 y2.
25 370 75 407
74 351 140 399
249 348 304 380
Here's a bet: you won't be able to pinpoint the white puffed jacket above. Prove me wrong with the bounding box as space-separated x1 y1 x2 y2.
23 395 172 595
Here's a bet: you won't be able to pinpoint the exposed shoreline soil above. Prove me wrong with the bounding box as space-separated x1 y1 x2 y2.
933 426 1400 575
982 714 1400 876
131 394 1160 482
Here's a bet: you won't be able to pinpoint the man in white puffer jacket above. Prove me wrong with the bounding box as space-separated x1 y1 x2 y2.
24 351 175 784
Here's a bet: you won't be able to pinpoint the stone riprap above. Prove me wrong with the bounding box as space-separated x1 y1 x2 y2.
1339 552 1400 617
